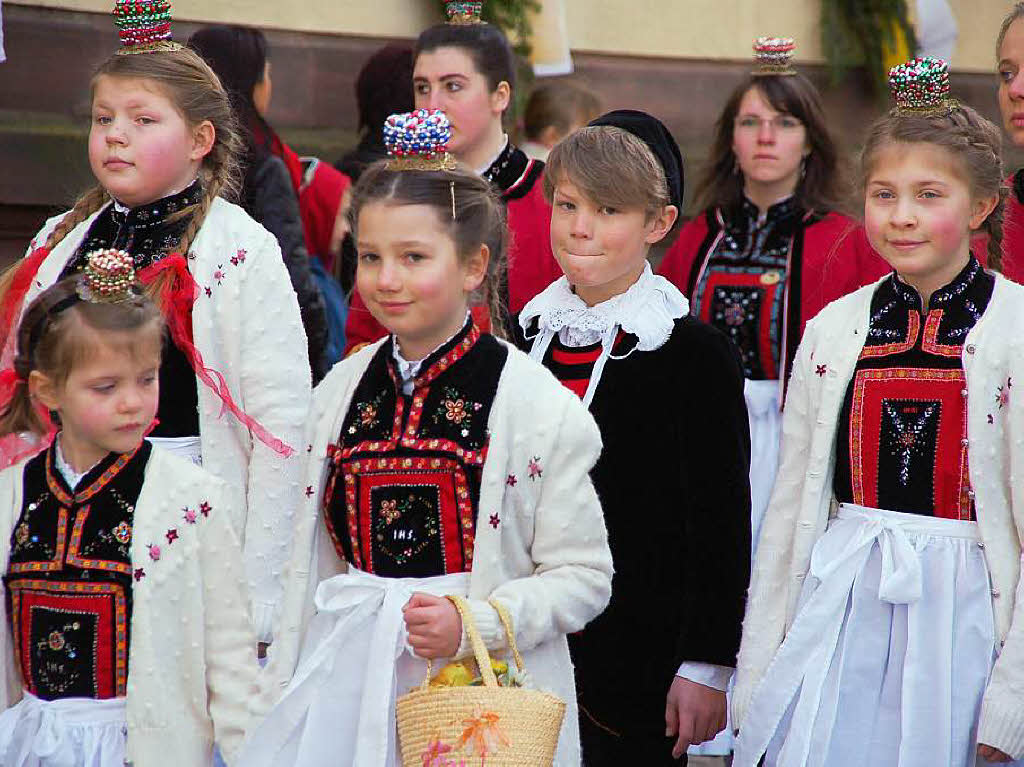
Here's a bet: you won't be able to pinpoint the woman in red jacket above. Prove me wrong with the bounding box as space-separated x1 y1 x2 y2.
996 4 1024 281
345 1 560 352
658 38 887 566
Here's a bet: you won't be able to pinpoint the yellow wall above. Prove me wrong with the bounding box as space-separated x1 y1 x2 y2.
7 0 1015 72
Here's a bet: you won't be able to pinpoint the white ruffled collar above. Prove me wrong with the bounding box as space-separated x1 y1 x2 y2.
519 262 689 352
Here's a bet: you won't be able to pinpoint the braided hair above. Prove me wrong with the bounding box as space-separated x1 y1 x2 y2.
859 104 1006 271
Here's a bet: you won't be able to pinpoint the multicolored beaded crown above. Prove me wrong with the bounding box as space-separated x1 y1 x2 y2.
114 0 183 55
753 37 797 76
888 57 958 115
446 1 483 25
384 110 458 171
78 249 141 303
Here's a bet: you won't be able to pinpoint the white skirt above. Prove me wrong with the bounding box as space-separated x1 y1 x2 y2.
0 693 127 767
734 503 1020 767
688 379 780 759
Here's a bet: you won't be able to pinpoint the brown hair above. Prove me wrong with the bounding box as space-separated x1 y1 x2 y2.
693 74 843 214
347 162 509 336
859 104 1007 270
43 48 243 261
523 82 603 142
997 3 1024 58
543 125 670 221
0 277 164 436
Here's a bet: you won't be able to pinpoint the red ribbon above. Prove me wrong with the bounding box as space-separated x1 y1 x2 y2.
0 246 51 355
137 254 295 458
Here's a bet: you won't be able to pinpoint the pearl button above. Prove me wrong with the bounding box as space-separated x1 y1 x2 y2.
961 438 969 446
966 344 976 354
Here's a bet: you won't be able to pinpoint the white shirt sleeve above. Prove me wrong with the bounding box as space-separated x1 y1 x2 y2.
675 661 733 692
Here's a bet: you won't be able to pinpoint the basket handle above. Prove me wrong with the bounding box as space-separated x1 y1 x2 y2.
487 597 527 676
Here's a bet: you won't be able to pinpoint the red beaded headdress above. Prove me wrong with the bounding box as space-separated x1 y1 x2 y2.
753 37 797 77
446 1 484 25
114 0 184 55
888 57 958 116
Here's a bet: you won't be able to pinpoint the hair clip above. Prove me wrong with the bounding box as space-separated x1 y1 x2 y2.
752 37 797 77
384 109 459 172
78 249 141 303
446 1 484 25
888 57 958 116
114 0 184 56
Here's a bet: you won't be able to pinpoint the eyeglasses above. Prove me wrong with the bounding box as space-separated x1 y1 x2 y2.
734 115 804 133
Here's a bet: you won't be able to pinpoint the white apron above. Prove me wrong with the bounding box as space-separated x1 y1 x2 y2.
689 378 780 759
734 503 1021 767
240 569 471 767
0 693 127 767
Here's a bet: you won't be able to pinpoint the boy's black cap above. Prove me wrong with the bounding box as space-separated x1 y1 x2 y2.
587 109 684 210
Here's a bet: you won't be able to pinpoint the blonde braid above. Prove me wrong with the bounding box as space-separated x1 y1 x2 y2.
44 186 110 251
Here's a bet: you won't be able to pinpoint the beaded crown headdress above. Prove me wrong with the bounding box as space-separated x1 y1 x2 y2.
384 110 459 172
114 0 184 55
752 37 797 76
888 57 958 116
446 1 484 25
78 249 141 303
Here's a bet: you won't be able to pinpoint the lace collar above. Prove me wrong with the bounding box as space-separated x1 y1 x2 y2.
519 262 689 353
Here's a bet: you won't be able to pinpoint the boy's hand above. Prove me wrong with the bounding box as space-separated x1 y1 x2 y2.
978 744 1013 763
665 676 727 759
403 593 463 659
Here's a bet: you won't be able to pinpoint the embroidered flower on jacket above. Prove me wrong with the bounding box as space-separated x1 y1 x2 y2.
506 474 517 487
816 364 827 377
380 499 401 524
997 378 1012 409
47 630 65 651
200 501 211 517
528 457 543 480
112 521 132 544
165 528 179 544
489 513 500 529
445 398 468 424
183 508 197 524
147 544 161 561
134 568 146 581
214 266 225 284
204 286 212 298
15 522 29 546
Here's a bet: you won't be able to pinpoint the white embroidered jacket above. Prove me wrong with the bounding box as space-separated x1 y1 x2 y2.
732 274 1024 759
0 447 259 766
257 338 614 764
24 198 311 642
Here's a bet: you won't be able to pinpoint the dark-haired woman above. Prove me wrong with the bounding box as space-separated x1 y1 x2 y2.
188 25 330 382
996 4 1024 281
344 6 561 352
658 40 887 561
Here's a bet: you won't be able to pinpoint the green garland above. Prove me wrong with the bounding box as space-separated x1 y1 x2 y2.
821 0 918 97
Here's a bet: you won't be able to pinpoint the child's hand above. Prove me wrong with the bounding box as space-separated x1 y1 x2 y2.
403 593 463 659
665 676 727 759
978 743 1013 763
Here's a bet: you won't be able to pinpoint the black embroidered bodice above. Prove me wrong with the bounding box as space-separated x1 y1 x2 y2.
4 440 150 700
834 257 993 520
692 197 821 380
483 142 543 203
323 321 508 577
60 182 202 438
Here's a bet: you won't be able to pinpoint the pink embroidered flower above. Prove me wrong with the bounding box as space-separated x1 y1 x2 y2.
445 399 467 424
166 528 179 544
200 501 211 517
183 508 197 524
420 739 466 767
381 499 401 524
235 248 247 263
506 474 517 487
112 521 132 544
147 544 161 561
134 568 146 581
528 457 542 481
47 631 65 651
997 378 1012 409
214 266 225 284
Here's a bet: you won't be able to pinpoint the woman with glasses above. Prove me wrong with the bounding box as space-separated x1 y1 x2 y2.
659 39 887 575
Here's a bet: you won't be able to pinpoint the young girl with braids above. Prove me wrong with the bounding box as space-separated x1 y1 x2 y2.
0 253 257 766
245 110 612 767
2 2 310 649
732 58 1024 767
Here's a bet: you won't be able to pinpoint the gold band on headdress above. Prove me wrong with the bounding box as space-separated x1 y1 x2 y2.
383 110 458 173
753 37 797 77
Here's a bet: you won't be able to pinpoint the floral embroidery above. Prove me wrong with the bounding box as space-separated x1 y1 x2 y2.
373 493 439 566
200 501 211 517
988 414 995 424
111 521 131 545
183 508 197 524
15 523 30 546
528 457 542 481
456 708 510 758
133 568 145 581
380 499 401 524
305 486 315 498
214 265 225 285
421 740 467 767
230 249 247 267
489 513 500 529
432 386 483 437
147 544 161 561
816 364 827 377
349 392 385 435
204 286 212 298
506 474 516 487
997 377 1012 409
165 528 178 544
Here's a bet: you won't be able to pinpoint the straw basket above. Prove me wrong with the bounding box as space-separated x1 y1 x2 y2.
397 595 566 766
